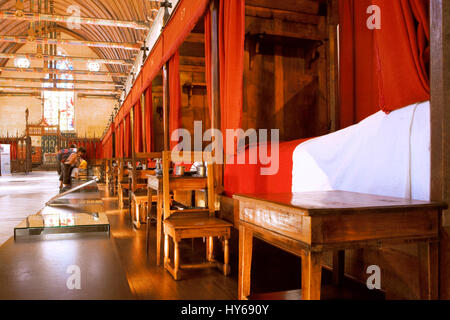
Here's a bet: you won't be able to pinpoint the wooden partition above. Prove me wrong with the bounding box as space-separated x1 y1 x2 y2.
242 0 338 141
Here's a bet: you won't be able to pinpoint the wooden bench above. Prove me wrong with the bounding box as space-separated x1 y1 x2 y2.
233 191 447 300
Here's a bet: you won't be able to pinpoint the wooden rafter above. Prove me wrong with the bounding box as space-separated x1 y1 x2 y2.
0 52 133 66
0 85 121 95
0 77 123 87
0 66 128 77
0 35 142 50
0 10 151 30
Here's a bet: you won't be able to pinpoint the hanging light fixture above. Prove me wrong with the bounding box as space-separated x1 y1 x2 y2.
87 61 101 72
14 57 31 69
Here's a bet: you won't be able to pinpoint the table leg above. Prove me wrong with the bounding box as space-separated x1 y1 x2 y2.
223 238 231 276
146 188 152 255
418 240 439 300
156 189 163 266
238 225 253 300
174 239 180 280
302 251 323 300
332 250 345 285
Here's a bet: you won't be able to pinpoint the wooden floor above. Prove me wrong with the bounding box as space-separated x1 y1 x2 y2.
102 190 238 300
0 171 391 300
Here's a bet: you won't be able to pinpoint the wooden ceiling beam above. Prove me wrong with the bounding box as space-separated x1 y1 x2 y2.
0 52 133 66
0 85 121 95
0 66 128 77
0 10 151 30
0 77 124 87
0 35 142 50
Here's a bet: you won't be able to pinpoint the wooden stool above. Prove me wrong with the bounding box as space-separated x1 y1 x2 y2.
163 216 232 280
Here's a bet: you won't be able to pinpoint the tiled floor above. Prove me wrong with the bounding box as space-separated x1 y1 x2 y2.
0 171 60 246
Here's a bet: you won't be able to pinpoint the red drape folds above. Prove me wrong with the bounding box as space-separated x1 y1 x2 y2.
144 86 153 153
118 122 124 158
218 0 245 193
133 100 143 153
219 0 245 147
169 51 181 150
372 0 430 112
115 126 120 158
338 0 430 128
124 115 131 158
204 10 212 119
338 0 379 128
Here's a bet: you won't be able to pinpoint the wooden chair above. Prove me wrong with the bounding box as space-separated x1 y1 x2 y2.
129 152 162 228
130 169 156 228
117 158 131 209
162 151 232 280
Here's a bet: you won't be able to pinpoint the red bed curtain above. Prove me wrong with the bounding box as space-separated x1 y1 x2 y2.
219 0 245 146
204 10 212 119
124 115 132 158
169 51 181 150
133 100 143 153
217 0 245 193
144 86 153 153
372 0 430 111
338 0 430 128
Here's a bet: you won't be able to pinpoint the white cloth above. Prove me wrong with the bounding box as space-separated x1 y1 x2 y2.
292 101 430 201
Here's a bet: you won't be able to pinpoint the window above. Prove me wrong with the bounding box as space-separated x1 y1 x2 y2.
43 51 75 132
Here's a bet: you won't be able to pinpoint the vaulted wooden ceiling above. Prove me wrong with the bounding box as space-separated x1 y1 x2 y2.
0 0 160 81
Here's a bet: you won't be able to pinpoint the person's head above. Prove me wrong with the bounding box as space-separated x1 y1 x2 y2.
77 147 87 157
69 144 77 149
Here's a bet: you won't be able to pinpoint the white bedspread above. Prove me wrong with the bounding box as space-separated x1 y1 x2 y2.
292 101 430 201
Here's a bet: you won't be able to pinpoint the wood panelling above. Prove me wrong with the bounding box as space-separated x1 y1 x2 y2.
243 34 329 141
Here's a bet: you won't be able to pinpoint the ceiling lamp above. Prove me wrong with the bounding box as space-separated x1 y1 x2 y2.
14 57 30 69
87 62 101 72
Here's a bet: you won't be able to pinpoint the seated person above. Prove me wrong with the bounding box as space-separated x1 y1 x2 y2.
73 158 88 180
57 144 77 189
61 147 87 192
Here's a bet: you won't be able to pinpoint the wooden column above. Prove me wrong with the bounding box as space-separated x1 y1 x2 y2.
430 0 450 299
162 63 170 151
210 0 222 193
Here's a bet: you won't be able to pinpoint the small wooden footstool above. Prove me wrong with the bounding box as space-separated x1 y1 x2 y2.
163 216 233 280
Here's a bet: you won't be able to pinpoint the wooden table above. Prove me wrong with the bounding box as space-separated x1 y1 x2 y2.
233 191 447 300
147 174 208 266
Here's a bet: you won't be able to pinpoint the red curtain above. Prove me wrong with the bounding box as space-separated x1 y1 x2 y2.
145 86 153 152
372 0 430 112
124 114 132 158
205 10 212 119
169 51 182 150
115 125 121 158
133 100 143 153
218 0 245 193
11 142 17 161
219 0 245 147
338 0 379 128
338 0 430 128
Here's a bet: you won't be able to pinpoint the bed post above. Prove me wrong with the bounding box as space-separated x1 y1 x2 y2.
210 0 222 195
162 64 170 151
430 0 450 299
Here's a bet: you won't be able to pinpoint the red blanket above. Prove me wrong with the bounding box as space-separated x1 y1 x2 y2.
224 138 310 196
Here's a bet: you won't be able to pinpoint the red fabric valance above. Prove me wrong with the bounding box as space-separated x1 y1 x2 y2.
169 51 182 150
144 86 153 153
113 0 210 126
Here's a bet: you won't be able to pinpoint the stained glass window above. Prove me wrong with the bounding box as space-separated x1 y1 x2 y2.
43 51 75 132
